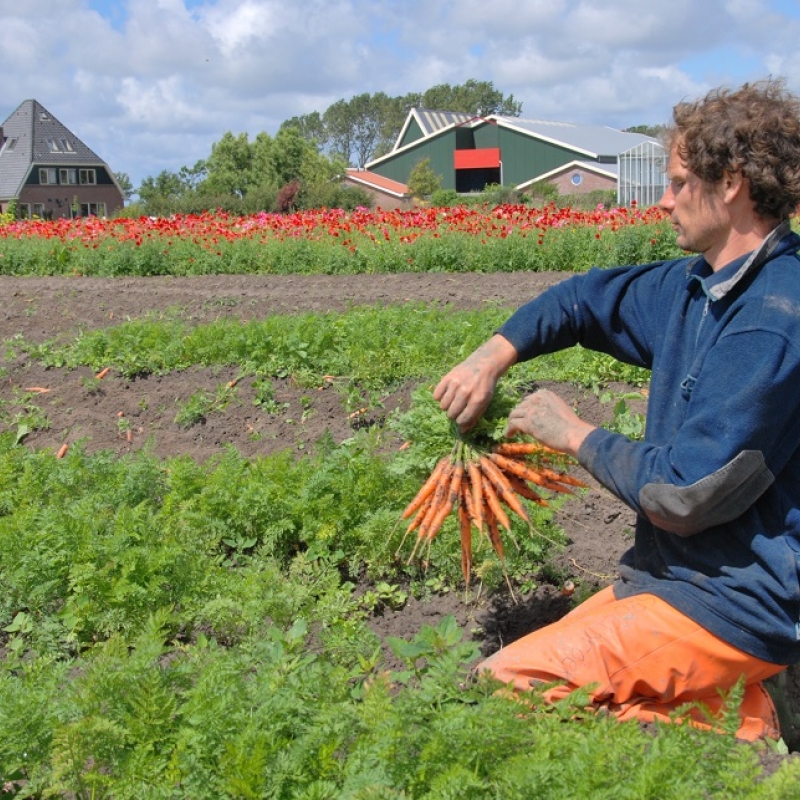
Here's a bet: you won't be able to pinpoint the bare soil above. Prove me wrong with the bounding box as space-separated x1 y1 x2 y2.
2 271 798 764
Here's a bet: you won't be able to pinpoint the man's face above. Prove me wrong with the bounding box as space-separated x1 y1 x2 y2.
658 144 730 263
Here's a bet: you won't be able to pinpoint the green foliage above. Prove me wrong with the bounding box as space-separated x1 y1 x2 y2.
430 188 460 207
11 304 508 387
0 371 794 795
418 78 523 117
479 183 529 206
0 202 17 225
526 180 560 204
408 157 443 199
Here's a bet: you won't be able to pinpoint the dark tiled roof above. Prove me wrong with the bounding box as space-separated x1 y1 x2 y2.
0 99 108 200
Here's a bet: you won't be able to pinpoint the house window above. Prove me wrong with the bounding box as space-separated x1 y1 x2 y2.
39 168 58 185
60 138 74 152
47 138 60 152
60 168 78 185
571 173 583 186
33 203 45 218
18 204 31 219
0 137 17 153
80 202 106 217
79 169 96 185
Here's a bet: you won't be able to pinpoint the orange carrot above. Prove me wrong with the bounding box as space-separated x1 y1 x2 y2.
483 501 506 562
481 474 512 532
56 443 68 459
535 466 588 488
415 463 452 537
458 495 472 587
488 452 575 495
461 477 483 535
95 367 110 380
402 455 450 519
493 441 558 458
466 457 484 532
407 457 457 558
425 456 464 541
406 493 434 535
479 455 530 523
503 470 549 507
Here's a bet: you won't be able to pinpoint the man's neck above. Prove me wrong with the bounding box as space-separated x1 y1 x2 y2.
706 217 780 271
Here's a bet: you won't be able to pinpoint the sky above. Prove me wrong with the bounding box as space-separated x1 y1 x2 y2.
2 0 800 193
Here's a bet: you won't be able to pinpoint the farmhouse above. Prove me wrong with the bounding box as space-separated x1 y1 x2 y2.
345 108 667 208
0 99 124 219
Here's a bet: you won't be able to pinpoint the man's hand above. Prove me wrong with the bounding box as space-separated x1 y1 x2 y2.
433 335 518 432
505 388 596 457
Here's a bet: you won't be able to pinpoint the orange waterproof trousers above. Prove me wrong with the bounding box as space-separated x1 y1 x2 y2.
479 586 785 741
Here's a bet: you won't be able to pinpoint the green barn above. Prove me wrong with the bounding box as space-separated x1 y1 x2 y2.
348 108 666 208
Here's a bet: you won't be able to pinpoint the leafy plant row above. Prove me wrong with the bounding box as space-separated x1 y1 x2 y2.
6 303 651 389
2 423 799 797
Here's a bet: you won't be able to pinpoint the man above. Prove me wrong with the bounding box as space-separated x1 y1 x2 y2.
434 78 800 741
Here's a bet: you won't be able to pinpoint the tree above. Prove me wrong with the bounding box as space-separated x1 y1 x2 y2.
419 79 522 117
271 127 310 188
137 169 186 205
323 98 357 166
250 131 276 186
202 131 254 198
280 111 327 149
317 80 521 168
625 124 667 139
178 160 208 191
350 92 390 168
407 158 442 199
373 93 418 159
114 172 134 201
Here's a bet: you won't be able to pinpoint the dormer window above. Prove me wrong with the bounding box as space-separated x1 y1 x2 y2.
46 137 75 153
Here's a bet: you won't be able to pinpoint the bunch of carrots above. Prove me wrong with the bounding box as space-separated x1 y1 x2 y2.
396 439 586 588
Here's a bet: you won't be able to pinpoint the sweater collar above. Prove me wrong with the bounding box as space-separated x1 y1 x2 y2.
686 220 797 301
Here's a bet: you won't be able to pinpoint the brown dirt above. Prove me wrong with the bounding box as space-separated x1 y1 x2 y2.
2 271 798 763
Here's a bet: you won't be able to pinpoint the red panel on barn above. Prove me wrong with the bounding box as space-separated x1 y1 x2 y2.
453 148 501 169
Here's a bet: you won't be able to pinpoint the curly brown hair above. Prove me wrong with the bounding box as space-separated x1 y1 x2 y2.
666 78 800 222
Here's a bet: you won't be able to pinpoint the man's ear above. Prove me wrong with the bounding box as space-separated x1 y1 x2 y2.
722 169 746 204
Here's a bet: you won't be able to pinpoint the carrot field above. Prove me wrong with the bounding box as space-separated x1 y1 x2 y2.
1 204 799 798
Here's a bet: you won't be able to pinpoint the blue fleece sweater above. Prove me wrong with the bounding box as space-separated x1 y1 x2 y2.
498 221 800 664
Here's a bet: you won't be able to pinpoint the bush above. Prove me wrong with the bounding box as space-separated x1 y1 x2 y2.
430 189 460 207
408 158 442 199
300 182 374 211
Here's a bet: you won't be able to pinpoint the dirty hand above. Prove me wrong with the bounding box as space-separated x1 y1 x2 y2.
505 388 596 457
433 334 518 432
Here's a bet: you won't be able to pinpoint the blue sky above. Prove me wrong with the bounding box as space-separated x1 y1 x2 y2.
3 0 800 191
